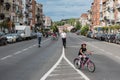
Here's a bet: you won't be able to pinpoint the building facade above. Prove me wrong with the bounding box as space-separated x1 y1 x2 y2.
91 0 101 28
79 13 89 27
35 3 43 28
44 16 52 29
89 0 120 27
0 0 23 32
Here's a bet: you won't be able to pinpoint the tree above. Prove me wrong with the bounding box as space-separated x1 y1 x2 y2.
80 25 89 36
51 24 59 33
75 21 82 30
66 18 76 26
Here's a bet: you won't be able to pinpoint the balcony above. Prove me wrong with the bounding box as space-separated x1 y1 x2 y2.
15 1 19 6
29 13 32 19
0 13 5 20
29 0 32 5
116 3 120 9
28 6 32 12
116 13 120 22
0 0 4 4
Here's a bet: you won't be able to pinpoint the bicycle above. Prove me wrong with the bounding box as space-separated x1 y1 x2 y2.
73 53 95 73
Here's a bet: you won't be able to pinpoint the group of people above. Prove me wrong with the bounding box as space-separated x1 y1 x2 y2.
36 30 90 64
36 30 67 48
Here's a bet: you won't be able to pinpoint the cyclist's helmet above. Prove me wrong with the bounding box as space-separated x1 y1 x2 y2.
81 42 86 46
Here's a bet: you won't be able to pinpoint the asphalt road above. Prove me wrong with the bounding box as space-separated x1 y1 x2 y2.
0 38 62 80
66 33 120 80
0 33 120 80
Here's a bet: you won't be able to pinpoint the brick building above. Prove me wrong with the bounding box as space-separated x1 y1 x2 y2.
91 0 101 28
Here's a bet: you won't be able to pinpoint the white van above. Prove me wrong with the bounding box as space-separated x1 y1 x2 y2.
15 25 31 40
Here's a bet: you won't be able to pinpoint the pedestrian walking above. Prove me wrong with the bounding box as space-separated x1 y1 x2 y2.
37 30 42 47
61 31 66 48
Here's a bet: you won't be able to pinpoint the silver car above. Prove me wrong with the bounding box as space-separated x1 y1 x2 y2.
5 34 17 43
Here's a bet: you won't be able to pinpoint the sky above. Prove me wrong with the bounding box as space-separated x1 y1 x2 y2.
37 0 93 21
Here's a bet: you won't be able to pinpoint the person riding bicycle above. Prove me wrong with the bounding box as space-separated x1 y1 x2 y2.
52 32 57 39
78 43 91 64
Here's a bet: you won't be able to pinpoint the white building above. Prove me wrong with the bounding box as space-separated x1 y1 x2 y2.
44 16 52 29
79 13 89 27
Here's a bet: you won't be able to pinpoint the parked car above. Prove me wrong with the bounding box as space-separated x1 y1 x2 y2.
5 34 17 43
0 32 7 45
93 33 97 39
11 33 23 42
75 30 81 35
115 33 120 44
87 31 92 38
96 33 107 41
105 34 116 43
101 33 107 41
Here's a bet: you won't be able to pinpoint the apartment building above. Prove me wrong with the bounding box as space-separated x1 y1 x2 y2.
23 0 38 28
101 0 115 26
0 0 23 32
79 13 89 27
91 0 101 28
114 0 120 24
44 16 52 29
0 0 44 31
35 3 43 27
91 0 120 26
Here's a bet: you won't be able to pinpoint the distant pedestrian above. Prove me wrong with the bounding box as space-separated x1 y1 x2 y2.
37 30 42 47
61 31 66 48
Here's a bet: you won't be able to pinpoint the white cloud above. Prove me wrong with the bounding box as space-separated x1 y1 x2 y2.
37 0 93 21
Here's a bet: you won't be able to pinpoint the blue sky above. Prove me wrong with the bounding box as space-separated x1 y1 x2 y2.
37 0 93 21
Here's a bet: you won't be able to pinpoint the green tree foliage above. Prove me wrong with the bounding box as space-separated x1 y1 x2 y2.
80 25 89 36
51 25 59 33
101 27 108 32
66 18 76 26
75 21 82 30
54 21 65 26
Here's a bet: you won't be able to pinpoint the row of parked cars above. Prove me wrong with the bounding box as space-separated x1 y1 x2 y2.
0 31 37 46
87 31 120 44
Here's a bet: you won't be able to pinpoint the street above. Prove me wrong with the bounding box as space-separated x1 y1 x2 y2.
0 33 120 80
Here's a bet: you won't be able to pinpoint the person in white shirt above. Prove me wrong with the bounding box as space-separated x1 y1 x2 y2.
37 31 42 47
61 31 66 48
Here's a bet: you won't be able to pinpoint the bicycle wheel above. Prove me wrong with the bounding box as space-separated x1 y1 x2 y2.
87 60 95 73
73 58 81 69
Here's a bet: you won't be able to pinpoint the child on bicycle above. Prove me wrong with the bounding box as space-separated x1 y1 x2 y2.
78 43 91 64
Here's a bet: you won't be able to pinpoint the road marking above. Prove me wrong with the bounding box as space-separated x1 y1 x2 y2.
1 55 13 60
0 38 51 61
77 37 120 62
49 73 79 77
63 48 90 80
40 47 64 80
13 51 22 55
115 56 120 60
40 47 90 80
22 48 28 51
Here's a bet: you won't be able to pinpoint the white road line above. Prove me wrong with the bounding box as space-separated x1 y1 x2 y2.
78 36 120 60
22 48 28 51
1 55 13 60
13 51 22 55
115 56 120 60
0 38 51 61
49 73 78 77
63 48 90 80
40 47 64 80
28 46 33 49
40 47 90 80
